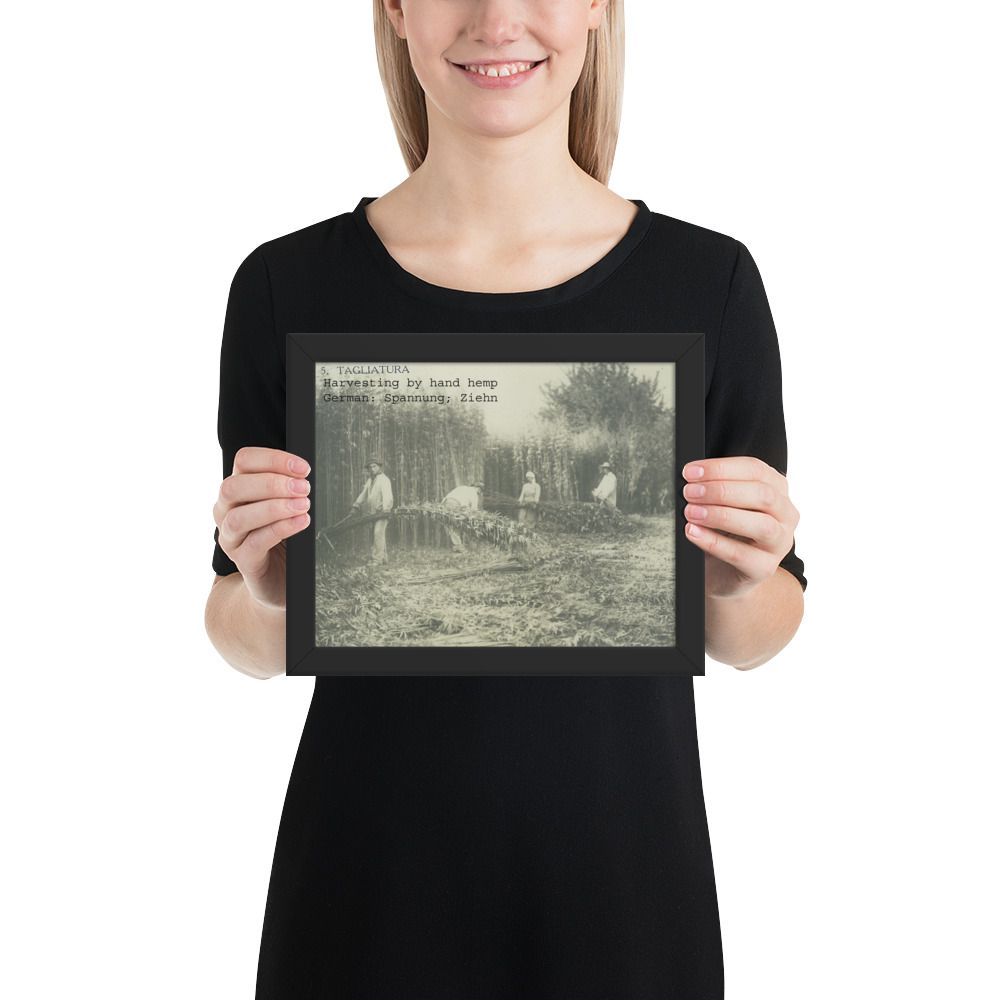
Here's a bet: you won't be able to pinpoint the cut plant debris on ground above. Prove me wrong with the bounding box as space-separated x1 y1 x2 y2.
315 512 675 648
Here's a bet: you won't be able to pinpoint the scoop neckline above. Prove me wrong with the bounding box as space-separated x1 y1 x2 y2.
351 195 652 310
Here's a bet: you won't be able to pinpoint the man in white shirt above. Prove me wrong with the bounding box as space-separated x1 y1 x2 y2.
592 462 617 510
442 480 484 552
351 458 394 564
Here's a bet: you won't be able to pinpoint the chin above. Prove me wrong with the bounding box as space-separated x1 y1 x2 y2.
457 104 556 139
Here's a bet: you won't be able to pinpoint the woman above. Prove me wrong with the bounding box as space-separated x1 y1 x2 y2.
206 2 807 997
517 470 541 525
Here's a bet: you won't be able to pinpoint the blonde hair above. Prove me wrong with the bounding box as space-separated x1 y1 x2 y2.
372 1 624 185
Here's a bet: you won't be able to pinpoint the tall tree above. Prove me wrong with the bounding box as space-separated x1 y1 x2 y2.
539 362 665 432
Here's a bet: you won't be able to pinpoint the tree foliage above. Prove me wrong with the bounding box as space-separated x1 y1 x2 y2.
539 362 666 432
538 363 675 514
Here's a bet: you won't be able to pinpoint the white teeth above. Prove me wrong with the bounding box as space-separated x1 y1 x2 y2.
462 61 536 77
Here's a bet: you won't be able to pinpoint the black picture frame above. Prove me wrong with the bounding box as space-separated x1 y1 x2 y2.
286 332 704 676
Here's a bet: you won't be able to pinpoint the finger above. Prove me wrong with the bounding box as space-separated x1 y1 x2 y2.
681 476 790 518
234 513 311 578
684 522 777 579
683 502 791 559
215 470 311 522
232 446 310 478
682 457 787 496
219 496 312 552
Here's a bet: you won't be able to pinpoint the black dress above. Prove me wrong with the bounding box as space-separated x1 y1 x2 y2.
212 197 808 999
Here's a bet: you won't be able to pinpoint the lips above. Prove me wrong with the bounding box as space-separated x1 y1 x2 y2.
450 57 548 89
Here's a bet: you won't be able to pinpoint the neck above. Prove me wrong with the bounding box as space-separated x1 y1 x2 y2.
407 101 601 238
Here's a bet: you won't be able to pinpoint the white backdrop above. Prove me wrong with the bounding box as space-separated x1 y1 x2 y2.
3 2 996 997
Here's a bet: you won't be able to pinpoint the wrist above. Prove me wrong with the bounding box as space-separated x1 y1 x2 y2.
240 577 287 620
706 578 764 602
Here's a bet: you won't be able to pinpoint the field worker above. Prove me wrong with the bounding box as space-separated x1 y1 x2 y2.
442 480 484 552
517 471 541 526
350 458 393 564
592 461 618 510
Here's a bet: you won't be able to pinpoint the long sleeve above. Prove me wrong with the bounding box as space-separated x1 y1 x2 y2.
354 481 370 508
381 476 394 511
706 241 807 592
212 246 284 577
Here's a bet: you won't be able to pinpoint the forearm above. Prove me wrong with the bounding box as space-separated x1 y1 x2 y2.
705 567 804 670
204 573 286 679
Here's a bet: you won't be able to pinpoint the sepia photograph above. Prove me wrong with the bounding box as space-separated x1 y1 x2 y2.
285 330 705 673
311 356 678 648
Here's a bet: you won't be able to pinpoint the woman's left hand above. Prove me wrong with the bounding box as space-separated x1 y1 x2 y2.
682 457 800 599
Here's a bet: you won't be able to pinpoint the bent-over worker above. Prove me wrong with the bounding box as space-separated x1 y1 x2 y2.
442 480 484 552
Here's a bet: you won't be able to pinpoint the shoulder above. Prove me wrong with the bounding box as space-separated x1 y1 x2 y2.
233 207 358 278
636 205 774 352
644 206 746 273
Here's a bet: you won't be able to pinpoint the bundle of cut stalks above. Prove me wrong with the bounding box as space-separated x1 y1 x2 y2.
481 492 638 535
322 503 538 554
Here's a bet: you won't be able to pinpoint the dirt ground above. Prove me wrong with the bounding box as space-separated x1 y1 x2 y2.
315 515 676 647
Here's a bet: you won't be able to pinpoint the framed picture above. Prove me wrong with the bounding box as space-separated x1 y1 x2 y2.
286 332 704 676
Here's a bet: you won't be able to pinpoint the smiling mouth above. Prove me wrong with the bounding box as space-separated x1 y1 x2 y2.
452 58 547 78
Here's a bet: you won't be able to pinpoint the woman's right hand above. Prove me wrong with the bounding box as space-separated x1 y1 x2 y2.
213 447 311 611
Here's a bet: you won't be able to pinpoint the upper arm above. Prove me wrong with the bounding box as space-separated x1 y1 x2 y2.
211 245 285 578
706 241 807 593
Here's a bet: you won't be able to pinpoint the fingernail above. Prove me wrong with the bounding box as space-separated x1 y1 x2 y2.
685 464 704 479
688 505 707 519
685 484 706 498
688 524 702 537
290 497 310 511
291 478 310 494
291 458 310 474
